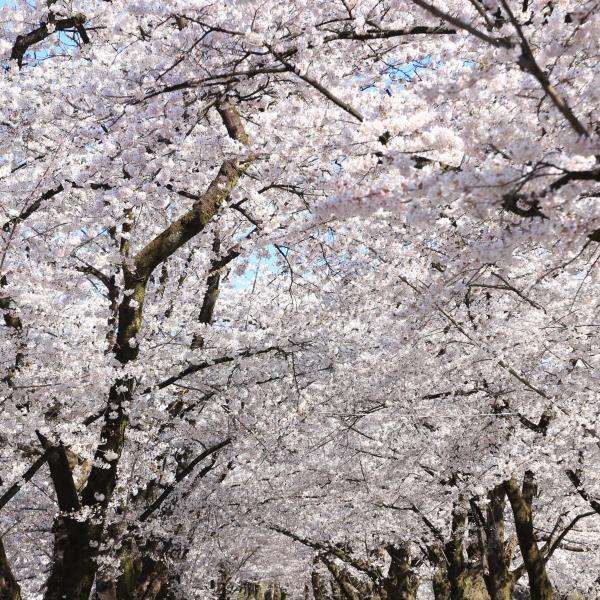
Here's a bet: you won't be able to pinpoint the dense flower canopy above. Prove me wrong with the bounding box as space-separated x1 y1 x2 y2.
1 1 600 599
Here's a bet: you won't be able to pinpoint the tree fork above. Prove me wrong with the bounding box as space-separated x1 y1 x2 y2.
40 101 251 600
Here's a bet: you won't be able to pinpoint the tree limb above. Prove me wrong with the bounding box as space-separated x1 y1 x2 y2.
138 438 231 522
11 14 89 67
266 45 364 122
410 0 513 48
36 431 80 514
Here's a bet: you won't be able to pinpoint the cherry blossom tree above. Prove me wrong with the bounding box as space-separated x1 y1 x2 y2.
2 0 600 599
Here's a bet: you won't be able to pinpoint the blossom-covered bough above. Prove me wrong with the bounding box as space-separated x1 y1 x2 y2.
1 0 600 599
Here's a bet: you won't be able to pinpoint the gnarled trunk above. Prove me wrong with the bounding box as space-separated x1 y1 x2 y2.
504 473 553 600
37 100 251 600
384 543 419 600
485 486 515 600
312 570 330 600
427 546 450 600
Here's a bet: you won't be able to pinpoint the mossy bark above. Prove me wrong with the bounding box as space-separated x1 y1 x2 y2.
311 571 330 600
41 101 251 600
504 474 553 600
384 543 419 600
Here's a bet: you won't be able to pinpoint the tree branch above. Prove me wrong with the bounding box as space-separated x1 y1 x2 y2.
0 452 47 512
323 24 457 42
544 511 596 563
498 0 588 137
266 45 364 122
138 438 231 522
131 103 252 283
148 345 286 392
11 14 89 67
566 469 600 515
272 525 381 581
36 432 80 514
410 0 513 48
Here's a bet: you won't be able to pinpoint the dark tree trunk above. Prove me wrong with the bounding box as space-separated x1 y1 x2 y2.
330 579 342 600
320 556 360 600
384 543 419 600
427 546 450 600
504 473 553 600
0 536 21 600
485 486 515 600
311 571 330 600
428 498 490 600
37 101 250 600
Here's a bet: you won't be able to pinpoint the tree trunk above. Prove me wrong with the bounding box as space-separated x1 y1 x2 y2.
446 497 468 600
311 571 330 600
485 486 515 600
239 582 265 600
39 100 250 600
0 536 21 600
330 580 342 600
215 563 230 600
504 473 553 600
43 378 135 600
384 543 419 600
429 498 490 600
427 546 450 600
320 557 360 600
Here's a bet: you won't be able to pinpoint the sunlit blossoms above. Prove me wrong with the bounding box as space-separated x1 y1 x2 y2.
1 1 600 599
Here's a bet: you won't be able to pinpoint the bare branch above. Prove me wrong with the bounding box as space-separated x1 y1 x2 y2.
544 511 596 562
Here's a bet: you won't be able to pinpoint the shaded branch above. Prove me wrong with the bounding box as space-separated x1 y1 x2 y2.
0 452 47 512
36 432 80 514
73 258 113 291
272 525 381 581
323 24 456 42
550 168 600 191
566 470 600 515
410 0 513 48
2 185 64 232
148 345 287 392
138 438 231 522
